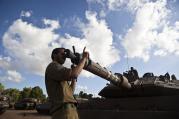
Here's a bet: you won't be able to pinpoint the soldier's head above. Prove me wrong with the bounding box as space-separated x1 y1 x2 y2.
51 48 66 64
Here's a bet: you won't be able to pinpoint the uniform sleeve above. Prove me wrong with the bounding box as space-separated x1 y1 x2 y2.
52 63 72 81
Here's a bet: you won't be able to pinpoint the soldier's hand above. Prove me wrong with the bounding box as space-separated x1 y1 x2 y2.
83 52 89 59
82 47 89 59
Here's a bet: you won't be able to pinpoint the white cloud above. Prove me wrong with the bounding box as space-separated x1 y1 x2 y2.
3 19 59 76
154 22 179 56
122 0 179 61
20 10 32 17
56 11 120 67
108 0 146 11
0 70 22 83
0 56 23 83
76 85 88 92
88 0 148 12
126 0 148 12
43 18 60 31
2 11 119 79
0 56 11 70
55 11 120 76
99 10 106 18
83 11 120 66
7 70 22 82
108 0 127 10
154 50 167 56
87 0 105 5
87 0 179 61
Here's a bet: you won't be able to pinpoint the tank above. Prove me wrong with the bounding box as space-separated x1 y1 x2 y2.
99 72 179 98
14 98 37 110
36 102 50 114
78 71 179 119
36 71 179 119
0 95 9 114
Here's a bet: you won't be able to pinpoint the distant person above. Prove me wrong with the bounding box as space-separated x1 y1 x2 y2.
45 47 89 119
164 72 170 81
130 67 139 80
171 74 177 81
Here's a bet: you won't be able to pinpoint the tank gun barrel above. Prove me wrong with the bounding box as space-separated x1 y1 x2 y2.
65 47 131 89
85 61 131 88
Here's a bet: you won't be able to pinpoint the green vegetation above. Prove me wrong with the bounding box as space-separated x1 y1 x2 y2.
74 91 93 99
20 87 32 99
30 86 46 102
0 83 46 103
0 83 5 93
2 88 20 102
0 83 94 103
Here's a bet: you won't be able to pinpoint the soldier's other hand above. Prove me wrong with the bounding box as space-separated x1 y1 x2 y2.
83 52 89 59
82 47 89 59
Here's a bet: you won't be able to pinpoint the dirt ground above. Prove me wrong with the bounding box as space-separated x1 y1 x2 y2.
0 110 50 119
1 109 179 119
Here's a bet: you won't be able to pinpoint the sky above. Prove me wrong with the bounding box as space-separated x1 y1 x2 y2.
0 0 179 97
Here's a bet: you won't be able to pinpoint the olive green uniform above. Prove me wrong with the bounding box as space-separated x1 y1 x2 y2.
45 61 79 119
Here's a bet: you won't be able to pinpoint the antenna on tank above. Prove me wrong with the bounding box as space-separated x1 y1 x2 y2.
126 52 129 71
72 46 76 54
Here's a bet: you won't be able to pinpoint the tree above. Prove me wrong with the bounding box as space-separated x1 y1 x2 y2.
88 94 93 99
30 86 42 98
2 88 20 102
1 86 47 103
30 86 46 102
0 83 5 93
20 87 32 99
78 91 93 99
40 94 47 103
79 91 84 98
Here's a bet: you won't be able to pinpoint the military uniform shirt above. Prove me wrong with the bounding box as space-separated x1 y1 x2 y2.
45 61 77 113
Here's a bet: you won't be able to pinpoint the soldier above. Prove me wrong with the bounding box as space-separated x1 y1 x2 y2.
164 72 170 81
171 74 177 81
130 67 139 80
45 48 89 119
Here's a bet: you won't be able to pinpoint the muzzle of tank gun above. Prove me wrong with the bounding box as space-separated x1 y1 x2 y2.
64 48 131 89
113 73 131 89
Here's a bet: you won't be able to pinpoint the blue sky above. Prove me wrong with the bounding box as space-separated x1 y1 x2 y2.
0 0 179 97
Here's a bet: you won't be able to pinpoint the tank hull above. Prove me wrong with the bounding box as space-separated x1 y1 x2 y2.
36 95 179 119
79 110 179 119
78 95 179 119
